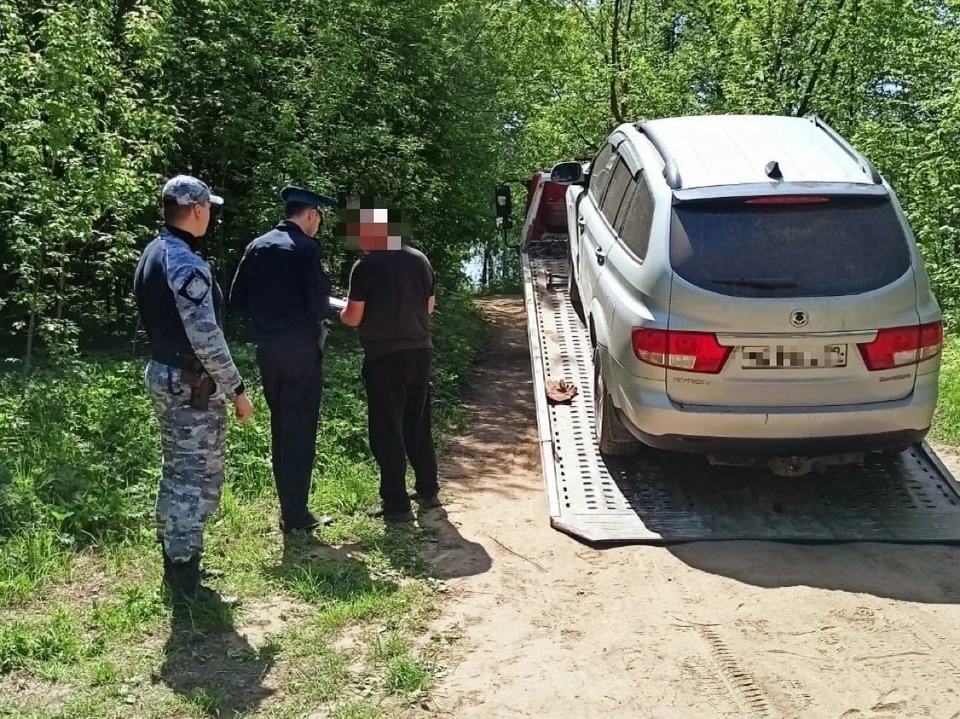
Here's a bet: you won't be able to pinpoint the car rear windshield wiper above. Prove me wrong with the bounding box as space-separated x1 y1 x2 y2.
710 277 800 290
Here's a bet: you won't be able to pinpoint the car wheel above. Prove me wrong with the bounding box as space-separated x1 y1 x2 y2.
568 256 585 325
593 346 643 457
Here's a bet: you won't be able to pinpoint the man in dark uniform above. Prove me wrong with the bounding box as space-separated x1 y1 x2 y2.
229 185 337 534
340 207 440 524
134 174 254 602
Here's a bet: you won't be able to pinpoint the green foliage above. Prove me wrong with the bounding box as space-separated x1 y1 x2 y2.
933 337 960 445
0 292 485 608
0 361 159 540
492 0 960 323
0 607 85 673
0 0 509 365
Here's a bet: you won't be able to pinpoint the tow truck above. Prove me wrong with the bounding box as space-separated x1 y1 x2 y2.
506 162 960 545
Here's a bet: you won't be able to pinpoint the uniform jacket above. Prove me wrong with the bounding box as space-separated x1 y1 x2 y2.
134 226 245 399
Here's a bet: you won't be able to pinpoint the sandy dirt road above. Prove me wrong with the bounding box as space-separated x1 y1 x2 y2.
418 297 960 719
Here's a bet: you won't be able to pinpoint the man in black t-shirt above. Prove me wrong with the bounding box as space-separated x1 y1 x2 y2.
340 216 440 524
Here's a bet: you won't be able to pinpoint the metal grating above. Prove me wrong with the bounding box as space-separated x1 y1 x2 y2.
521 253 960 544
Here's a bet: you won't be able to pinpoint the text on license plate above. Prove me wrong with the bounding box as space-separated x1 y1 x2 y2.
741 344 847 369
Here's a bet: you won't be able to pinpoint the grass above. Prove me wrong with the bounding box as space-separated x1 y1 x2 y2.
0 290 486 718
386 654 434 695
933 334 960 446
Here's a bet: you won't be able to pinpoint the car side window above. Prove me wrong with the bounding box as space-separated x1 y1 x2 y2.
600 158 632 226
614 177 637 230
619 172 655 260
588 143 617 205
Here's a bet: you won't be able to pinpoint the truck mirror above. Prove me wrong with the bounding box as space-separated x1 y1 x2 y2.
550 161 585 184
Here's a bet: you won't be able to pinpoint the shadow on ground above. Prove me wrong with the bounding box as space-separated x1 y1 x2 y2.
268 531 399 603
668 540 960 605
159 593 276 716
388 507 493 580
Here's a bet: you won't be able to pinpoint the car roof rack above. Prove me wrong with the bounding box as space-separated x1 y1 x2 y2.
635 122 682 190
806 114 883 184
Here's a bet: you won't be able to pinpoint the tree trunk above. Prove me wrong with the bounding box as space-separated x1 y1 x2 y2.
55 242 66 322
481 243 491 288
24 247 46 375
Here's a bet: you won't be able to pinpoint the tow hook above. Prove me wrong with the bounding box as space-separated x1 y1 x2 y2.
768 457 814 477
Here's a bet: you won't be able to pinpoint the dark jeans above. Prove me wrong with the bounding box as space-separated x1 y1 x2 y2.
362 347 439 513
256 336 322 526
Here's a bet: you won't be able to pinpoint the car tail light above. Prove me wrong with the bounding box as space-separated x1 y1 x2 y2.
631 329 732 374
857 321 943 371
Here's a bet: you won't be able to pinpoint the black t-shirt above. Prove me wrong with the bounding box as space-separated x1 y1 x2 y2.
348 246 435 358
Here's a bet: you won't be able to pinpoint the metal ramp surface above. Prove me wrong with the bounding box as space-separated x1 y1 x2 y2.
521 252 960 544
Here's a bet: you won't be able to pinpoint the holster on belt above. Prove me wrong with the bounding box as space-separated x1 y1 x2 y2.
180 359 216 411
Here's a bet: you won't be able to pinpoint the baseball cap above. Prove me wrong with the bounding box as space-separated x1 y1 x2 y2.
162 175 224 206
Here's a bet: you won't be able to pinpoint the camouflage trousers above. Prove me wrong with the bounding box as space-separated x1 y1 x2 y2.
145 361 227 563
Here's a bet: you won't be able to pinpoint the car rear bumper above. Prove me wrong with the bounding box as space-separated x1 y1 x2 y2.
621 422 927 456
610 365 938 457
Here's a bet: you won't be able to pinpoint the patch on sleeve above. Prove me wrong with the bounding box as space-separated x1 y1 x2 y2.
177 269 211 306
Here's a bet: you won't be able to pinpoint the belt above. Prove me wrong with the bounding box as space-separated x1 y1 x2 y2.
150 348 199 371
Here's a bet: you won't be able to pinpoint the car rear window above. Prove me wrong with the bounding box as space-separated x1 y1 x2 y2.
670 197 912 298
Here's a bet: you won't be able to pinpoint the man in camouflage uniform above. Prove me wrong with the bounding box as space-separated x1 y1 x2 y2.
134 175 254 602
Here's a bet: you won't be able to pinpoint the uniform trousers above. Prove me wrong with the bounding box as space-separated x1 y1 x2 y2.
362 347 439 513
146 360 226 563
256 335 323 526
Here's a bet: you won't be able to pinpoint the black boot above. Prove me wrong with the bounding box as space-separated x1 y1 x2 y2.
162 552 201 603
160 537 223 581
162 549 239 606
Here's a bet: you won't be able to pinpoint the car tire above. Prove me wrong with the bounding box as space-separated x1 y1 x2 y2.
593 347 643 457
568 257 585 325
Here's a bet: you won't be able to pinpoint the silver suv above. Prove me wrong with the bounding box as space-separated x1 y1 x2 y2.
562 114 943 462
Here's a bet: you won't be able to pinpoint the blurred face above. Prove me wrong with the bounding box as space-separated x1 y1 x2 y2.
359 218 389 250
357 208 400 251
336 202 406 251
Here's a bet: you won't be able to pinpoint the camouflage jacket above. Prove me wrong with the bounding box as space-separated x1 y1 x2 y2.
161 227 245 400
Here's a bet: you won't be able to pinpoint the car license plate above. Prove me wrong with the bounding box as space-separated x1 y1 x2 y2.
741 344 847 369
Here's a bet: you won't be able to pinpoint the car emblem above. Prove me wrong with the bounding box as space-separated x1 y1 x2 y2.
790 310 809 328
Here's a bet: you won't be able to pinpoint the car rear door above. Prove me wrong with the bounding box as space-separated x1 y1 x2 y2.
657 194 938 408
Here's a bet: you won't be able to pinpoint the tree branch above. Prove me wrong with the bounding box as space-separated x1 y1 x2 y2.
569 0 607 47
797 0 851 116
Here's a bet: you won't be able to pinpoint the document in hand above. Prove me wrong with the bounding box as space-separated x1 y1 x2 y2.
329 296 347 311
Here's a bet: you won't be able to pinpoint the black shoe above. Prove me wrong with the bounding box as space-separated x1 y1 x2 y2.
409 491 442 509
280 511 334 535
367 505 416 524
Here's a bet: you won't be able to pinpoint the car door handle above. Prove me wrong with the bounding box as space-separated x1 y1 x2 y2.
595 246 605 266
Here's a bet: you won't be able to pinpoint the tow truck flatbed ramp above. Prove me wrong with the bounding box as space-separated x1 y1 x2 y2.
522 253 960 545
